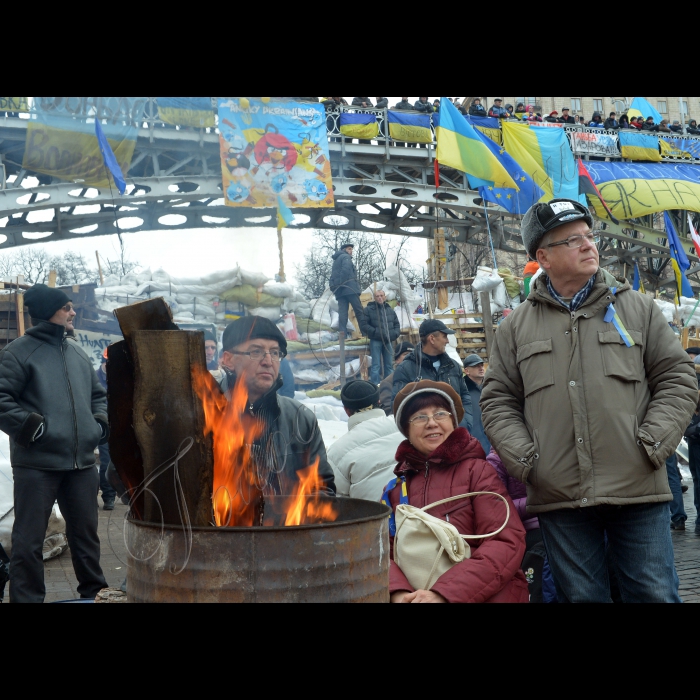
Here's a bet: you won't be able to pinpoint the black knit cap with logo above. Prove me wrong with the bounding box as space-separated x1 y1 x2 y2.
24 284 71 321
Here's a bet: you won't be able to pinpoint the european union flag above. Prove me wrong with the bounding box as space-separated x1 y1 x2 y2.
95 119 126 194
468 133 544 214
664 211 694 300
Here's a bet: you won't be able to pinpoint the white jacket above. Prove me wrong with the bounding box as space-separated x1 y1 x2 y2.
326 408 404 501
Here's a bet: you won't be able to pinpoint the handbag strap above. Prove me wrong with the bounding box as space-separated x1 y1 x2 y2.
421 491 511 540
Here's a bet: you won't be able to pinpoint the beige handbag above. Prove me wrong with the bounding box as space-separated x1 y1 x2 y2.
394 492 510 591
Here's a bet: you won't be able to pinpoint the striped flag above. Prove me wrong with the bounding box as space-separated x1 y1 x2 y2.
688 213 700 258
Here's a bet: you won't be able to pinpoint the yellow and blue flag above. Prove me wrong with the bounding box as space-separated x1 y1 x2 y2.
664 211 694 300
22 97 142 188
339 113 379 140
387 111 432 143
633 263 645 293
157 98 215 128
466 115 502 145
501 121 578 201
436 97 518 190
618 131 661 162
627 97 663 124
277 196 293 231
95 119 127 194
466 134 544 214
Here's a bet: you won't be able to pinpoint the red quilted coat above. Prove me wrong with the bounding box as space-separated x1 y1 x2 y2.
387 428 529 603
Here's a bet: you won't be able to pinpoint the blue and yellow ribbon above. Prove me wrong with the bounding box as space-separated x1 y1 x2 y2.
380 475 408 536
604 287 635 347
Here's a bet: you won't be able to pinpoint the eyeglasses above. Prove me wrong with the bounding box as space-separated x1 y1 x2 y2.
546 231 601 249
408 411 453 425
61 303 74 312
230 349 286 362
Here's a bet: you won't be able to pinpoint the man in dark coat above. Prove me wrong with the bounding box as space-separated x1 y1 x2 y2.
95 348 117 510
365 288 401 384
603 112 619 130
391 319 473 431
462 353 490 454
393 98 413 111
218 316 335 497
413 97 434 114
559 107 575 124
329 243 367 337
0 284 109 603
468 99 487 117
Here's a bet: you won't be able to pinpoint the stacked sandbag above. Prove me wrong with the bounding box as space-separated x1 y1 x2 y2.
654 298 677 324
384 265 420 312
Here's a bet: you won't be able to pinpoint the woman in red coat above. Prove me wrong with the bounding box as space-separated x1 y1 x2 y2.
384 380 529 603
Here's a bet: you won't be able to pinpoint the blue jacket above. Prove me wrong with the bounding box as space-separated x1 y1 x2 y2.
329 249 361 298
277 358 295 398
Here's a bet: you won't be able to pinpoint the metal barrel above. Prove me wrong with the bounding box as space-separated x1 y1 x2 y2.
125 497 391 603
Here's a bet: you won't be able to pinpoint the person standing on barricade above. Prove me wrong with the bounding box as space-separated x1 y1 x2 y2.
0 284 109 603
481 199 697 603
329 242 367 338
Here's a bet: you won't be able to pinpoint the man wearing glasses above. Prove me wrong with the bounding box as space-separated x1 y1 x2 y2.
218 315 335 496
481 198 697 603
0 284 109 602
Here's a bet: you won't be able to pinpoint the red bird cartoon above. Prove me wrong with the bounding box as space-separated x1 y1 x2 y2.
251 124 298 175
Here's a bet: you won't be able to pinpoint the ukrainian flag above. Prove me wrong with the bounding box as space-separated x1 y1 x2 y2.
435 97 517 190
387 111 432 143
664 211 694 300
618 131 661 162
501 121 578 202
157 98 215 128
627 97 663 124
277 196 293 231
339 113 379 140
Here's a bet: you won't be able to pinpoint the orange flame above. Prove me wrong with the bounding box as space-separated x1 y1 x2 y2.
284 457 338 527
192 366 337 527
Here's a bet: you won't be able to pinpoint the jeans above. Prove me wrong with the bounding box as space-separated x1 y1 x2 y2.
666 454 687 524
539 503 681 603
369 339 393 384
689 442 700 532
337 294 366 335
10 466 107 603
98 443 116 502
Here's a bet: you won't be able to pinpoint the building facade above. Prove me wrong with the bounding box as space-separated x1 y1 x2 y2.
483 97 699 124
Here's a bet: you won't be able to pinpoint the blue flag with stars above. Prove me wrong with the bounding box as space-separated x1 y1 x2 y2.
465 128 544 214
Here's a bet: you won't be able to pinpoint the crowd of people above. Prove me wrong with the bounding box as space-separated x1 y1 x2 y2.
319 98 700 137
1 196 698 604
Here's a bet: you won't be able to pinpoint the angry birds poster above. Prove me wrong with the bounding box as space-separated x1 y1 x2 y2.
218 98 334 209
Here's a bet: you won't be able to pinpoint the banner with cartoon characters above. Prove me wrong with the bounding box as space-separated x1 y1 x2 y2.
218 98 334 209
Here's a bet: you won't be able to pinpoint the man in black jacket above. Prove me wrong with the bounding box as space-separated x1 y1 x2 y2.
462 353 490 454
468 99 487 117
559 108 575 124
0 284 109 603
365 288 401 384
218 316 335 497
329 243 367 337
391 319 473 431
603 112 619 130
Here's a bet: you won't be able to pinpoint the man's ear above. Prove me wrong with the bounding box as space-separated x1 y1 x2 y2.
221 350 234 369
536 247 550 270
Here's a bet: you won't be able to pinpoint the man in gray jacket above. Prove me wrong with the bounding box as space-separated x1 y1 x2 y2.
481 199 697 603
0 284 109 603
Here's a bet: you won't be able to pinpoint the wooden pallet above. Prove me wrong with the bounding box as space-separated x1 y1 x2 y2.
0 291 30 347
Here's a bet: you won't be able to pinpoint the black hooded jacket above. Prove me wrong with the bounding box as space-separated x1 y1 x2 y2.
364 301 401 343
218 370 335 495
391 347 473 431
329 249 361 298
0 321 108 471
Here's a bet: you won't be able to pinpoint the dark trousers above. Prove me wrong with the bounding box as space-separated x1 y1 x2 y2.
98 443 116 502
337 295 366 335
666 453 687 525
10 466 107 603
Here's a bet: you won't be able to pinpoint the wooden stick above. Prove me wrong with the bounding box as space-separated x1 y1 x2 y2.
15 291 25 338
47 270 57 288
95 251 105 286
480 292 495 361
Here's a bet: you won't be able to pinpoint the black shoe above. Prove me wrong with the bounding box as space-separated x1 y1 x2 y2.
103 499 115 511
682 484 689 493
671 520 686 531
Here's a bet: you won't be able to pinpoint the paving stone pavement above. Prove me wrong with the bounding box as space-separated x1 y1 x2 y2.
6 487 700 603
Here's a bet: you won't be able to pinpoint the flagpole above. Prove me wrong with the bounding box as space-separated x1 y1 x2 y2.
277 227 286 282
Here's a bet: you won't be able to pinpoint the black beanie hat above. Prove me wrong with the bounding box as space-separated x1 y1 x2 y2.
222 315 287 354
204 330 217 343
24 284 71 321
340 379 379 411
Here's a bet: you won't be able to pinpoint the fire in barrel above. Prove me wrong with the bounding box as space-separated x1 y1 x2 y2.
106 299 390 603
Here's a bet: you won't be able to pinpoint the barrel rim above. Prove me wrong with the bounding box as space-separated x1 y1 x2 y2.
125 497 391 533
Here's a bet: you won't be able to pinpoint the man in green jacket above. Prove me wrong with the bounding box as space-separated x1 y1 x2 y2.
481 199 697 603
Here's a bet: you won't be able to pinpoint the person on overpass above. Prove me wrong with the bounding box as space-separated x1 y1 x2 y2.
329 242 367 339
